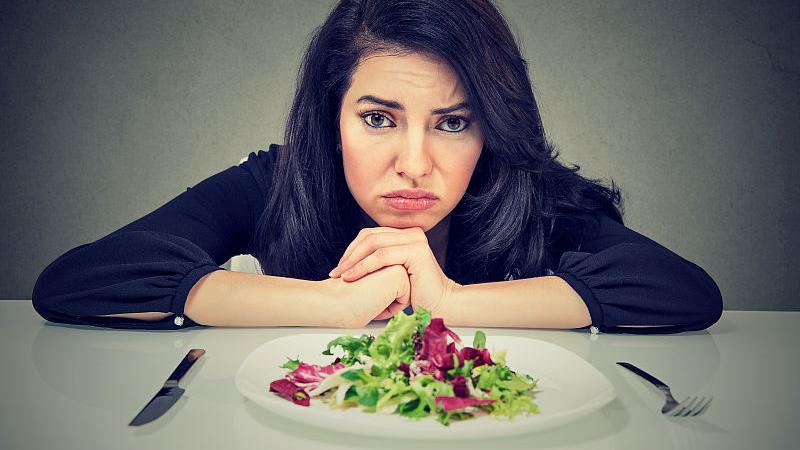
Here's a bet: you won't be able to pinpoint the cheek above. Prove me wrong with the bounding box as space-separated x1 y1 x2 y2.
342 152 373 187
340 134 382 202
339 114 390 186
442 147 482 193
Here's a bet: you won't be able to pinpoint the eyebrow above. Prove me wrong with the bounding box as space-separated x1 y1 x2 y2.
356 95 470 115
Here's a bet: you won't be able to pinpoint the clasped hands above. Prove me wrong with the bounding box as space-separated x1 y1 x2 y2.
326 226 461 327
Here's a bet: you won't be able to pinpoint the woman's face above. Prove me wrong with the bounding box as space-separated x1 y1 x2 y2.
338 52 484 232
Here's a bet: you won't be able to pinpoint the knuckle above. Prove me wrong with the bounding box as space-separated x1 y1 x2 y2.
365 233 380 249
350 262 364 274
374 247 389 260
387 264 407 278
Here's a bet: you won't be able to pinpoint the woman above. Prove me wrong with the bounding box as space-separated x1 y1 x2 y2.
31 0 722 333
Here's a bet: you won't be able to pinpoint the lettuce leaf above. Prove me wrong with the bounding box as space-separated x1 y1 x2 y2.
368 308 429 368
321 334 374 365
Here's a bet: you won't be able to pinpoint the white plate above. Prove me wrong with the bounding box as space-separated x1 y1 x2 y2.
235 333 615 439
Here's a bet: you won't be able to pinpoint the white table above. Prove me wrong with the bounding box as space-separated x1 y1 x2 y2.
0 301 796 450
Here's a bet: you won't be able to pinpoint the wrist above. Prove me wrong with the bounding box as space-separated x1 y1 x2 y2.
430 279 462 323
312 277 348 327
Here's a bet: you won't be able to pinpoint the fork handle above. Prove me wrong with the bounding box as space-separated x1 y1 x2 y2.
616 362 671 393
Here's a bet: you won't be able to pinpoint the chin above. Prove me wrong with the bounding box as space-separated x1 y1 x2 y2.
378 215 441 231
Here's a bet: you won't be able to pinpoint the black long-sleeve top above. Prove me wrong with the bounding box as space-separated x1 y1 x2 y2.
31 144 723 333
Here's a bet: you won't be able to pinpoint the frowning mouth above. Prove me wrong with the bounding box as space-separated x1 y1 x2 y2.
382 197 438 211
382 188 438 199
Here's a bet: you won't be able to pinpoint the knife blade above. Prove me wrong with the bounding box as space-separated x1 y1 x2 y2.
129 348 205 426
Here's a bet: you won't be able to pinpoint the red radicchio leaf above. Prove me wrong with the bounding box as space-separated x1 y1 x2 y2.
451 374 470 398
287 361 345 391
434 396 496 412
458 346 494 367
419 318 462 362
430 352 457 370
269 379 310 406
397 362 410 376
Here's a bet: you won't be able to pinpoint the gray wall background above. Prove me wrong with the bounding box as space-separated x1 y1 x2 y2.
1 0 798 310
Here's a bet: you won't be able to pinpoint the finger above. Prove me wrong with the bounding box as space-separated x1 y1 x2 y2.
374 299 408 320
386 298 410 315
373 309 394 321
332 230 422 277
335 227 426 277
334 228 409 274
336 227 423 270
335 228 371 272
340 245 412 282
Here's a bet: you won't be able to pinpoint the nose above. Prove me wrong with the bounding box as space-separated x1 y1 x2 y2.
394 132 433 180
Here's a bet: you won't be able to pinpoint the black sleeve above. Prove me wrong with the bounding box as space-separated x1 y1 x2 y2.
31 146 278 330
551 213 723 334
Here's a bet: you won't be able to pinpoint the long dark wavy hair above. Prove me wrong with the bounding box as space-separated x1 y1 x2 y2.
252 0 623 284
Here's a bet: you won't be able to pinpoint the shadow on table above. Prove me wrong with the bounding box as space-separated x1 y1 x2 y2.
234 396 628 449
599 329 721 405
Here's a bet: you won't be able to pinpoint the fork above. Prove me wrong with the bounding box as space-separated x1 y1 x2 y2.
616 362 712 417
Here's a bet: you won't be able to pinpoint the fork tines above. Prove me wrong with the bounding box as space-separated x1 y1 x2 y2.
668 396 713 417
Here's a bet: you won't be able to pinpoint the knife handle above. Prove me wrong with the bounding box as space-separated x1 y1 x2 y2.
616 362 670 392
166 348 205 385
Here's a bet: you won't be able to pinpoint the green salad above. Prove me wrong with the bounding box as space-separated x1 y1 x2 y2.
268 309 539 426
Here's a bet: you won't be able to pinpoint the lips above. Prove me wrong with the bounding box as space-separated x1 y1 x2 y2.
382 196 438 211
382 189 438 200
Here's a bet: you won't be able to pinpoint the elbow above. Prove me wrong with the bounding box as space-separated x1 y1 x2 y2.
31 261 79 326
31 271 60 324
688 271 724 331
650 246 725 332
611 248 724 333
32 243 96 325
670 263 724 332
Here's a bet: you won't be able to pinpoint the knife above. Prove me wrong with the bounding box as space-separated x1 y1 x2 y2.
129 348 206 426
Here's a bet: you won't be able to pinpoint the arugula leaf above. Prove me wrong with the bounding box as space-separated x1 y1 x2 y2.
341 368 370 383
497 373 537 392
356 386 379 407
321 334 374 365
280 356 301 371
343 385 358 401
398 398 429 418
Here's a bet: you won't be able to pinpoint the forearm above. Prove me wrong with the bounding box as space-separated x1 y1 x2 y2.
182 270 334 327
99 270 333 326
435 276 592 329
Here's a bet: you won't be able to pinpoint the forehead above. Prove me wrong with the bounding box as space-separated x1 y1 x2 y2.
348 52 465 101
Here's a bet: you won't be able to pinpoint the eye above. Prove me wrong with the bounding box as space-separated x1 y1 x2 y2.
436 116 470 133
361 112 395 129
